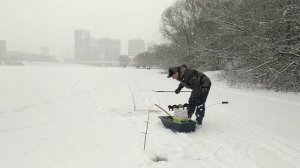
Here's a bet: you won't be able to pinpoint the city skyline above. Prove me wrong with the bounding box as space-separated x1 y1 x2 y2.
74 29 122 62
1 33 147 60
0 0 175 57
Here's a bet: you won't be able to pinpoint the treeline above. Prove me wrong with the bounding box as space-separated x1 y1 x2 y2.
134 0 300 92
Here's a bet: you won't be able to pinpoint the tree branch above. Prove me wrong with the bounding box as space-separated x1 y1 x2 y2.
267 61 295 86
243 58 279 73
274 47 300 57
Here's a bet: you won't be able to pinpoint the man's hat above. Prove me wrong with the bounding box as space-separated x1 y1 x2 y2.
167 67 179 78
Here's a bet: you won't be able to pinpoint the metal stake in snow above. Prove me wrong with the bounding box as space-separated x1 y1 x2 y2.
142 108 150 150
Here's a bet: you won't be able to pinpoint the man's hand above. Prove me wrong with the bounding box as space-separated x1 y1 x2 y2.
175 88 181 94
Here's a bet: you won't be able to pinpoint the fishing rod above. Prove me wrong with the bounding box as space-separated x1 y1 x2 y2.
152 90 191 92
206 101 229 108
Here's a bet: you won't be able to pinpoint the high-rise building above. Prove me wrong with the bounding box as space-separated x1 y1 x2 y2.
97 38 121 61
40 47 56 61
0 40 6 60
89 37 101 60
74 29 90 61
40 47 49 57
109 39 121 61
74 29 121 62
128 39 145 56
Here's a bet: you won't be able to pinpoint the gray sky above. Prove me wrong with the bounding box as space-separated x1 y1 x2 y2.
0 0 174 57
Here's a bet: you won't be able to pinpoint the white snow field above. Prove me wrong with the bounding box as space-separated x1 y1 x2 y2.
0 65 299 168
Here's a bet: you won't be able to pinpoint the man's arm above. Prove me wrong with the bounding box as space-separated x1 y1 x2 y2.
175 83 184 94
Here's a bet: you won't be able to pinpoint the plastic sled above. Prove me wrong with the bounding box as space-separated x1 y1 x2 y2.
159 116 196 132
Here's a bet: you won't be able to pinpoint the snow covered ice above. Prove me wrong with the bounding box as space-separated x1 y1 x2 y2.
0 65 299 168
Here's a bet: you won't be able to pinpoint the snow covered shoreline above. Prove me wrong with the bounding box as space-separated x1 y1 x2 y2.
0 66 299 168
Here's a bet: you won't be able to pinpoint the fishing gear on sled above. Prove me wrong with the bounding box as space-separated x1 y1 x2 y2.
168 103 189 111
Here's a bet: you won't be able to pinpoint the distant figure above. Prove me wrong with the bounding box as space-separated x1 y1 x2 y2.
167 65 211 125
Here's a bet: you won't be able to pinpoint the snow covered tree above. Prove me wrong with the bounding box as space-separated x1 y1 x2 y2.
158 0 300 91
215 0 300 91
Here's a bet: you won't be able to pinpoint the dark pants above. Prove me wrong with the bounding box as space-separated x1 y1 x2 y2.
188 85 211 123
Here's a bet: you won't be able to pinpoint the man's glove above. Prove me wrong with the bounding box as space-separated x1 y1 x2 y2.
175 88 181 94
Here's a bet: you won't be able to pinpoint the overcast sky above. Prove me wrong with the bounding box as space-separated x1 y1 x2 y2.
0 0 175 57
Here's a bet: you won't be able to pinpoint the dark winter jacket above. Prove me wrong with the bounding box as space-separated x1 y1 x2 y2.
176 65 211 103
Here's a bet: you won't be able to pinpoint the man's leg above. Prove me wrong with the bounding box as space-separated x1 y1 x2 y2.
194 86 211 125
187 105 195 119
195 104 205 125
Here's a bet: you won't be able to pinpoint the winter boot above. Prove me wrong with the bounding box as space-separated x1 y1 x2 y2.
196 117 203 125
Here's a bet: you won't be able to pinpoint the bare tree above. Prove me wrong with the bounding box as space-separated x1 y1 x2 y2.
157 0 299 92
121 0 299 91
